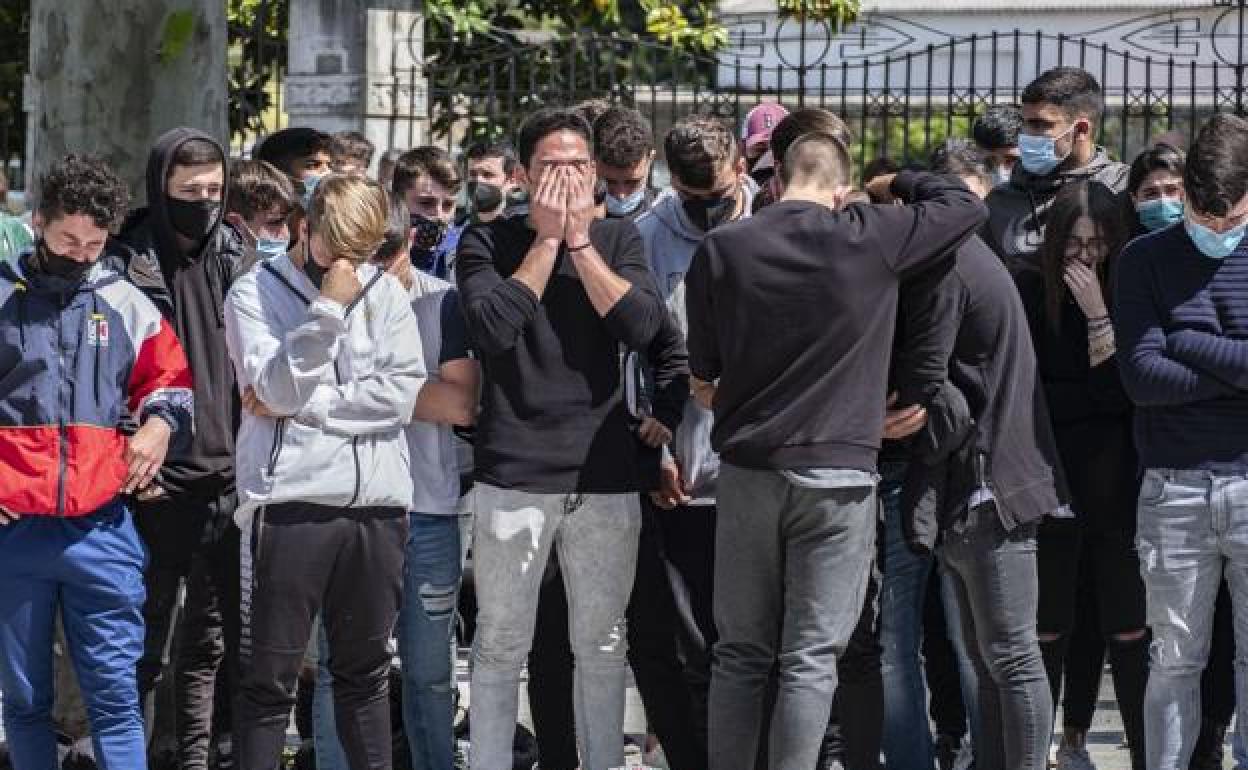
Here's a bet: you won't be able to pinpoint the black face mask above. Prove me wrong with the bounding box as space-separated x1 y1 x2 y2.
467 181 504 217
303 248 329 289
166 196 221 241
33 238 92 284
682 190 738 232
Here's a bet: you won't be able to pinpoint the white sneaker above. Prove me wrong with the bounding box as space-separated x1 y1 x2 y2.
1055 743 1098 770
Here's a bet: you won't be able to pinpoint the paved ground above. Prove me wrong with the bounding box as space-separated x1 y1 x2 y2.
454 653 1241 769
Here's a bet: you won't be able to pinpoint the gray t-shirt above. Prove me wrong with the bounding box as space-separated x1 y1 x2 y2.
406 271 471 515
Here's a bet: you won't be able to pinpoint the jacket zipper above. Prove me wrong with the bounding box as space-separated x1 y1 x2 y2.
334 360 363 507
267 417 287 476
55 293 69 516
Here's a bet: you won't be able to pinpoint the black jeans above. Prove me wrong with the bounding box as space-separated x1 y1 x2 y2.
940 504 1051 770
135 492 240 770
235 504 407 770
527 500 718 770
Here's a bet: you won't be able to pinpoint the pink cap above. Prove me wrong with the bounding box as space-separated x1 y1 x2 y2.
741 103 790 150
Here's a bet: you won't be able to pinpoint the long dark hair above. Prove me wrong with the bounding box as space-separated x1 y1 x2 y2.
1039 180 1130 332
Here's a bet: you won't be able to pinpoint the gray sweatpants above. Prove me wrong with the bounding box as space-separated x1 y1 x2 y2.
708 463 878 770
468 484 641 770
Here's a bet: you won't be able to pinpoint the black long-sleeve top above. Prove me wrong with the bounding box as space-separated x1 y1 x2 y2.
456 215 665 493
1016 270 1138 531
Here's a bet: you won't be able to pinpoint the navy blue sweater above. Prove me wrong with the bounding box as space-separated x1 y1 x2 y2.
1114 224 1248 472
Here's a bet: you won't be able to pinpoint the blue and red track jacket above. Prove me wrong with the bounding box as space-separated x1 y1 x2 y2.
0 252 194 517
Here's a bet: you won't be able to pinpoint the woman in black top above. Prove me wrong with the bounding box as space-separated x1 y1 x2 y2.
1017 180 1148 770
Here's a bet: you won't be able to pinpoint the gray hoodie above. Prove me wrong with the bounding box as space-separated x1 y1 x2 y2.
635 182 756 504
983 147 1129 276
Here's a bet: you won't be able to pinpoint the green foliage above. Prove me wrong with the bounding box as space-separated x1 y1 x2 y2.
424 0 730 145
777 0 861 34
157 10 196 66
227 0 288 146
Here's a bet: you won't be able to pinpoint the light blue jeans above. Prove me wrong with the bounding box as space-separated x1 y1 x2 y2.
315 513 465 770
1137 469 1248 770
469 484 641 770
878 462 937 770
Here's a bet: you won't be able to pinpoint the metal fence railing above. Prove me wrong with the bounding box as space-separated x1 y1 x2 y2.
420 27 1248 174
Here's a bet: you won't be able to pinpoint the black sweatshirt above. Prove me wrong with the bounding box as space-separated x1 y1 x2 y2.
684 171 987 472
900 237 1065 536
112 128 253 499
1017 270 1137 532
456 215 665 493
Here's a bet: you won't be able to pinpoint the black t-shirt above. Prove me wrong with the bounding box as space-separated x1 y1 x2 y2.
455 215 664 493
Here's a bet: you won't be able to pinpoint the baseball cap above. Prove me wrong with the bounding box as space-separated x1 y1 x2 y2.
741 103 790 152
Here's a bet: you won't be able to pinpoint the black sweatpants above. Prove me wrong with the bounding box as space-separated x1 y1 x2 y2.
235 503 407 770
136 491 240 770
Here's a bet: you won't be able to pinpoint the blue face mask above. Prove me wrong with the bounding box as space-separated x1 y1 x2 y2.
1017 126 1074 176
1136 198 1185 232
1185 216 1247 260
255 236 289 260
605 189 647 217
300 173 325 210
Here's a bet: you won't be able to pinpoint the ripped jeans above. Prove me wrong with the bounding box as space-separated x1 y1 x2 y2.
314 513 465 770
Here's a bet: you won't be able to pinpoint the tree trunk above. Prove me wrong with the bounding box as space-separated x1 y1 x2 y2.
25 0 227 204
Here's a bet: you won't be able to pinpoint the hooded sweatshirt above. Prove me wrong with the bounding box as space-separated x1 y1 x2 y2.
983 148 1128 275
635 181 756 503
113 128 253 499
224 254 427 530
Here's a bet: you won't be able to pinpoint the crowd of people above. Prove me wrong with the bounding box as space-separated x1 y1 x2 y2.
0 63 1246 770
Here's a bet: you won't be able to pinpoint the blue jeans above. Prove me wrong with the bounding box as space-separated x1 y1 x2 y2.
940 503 1050 770
0 502 148 770
315 513 464 770
1136 469 1248 770
878 464 936 770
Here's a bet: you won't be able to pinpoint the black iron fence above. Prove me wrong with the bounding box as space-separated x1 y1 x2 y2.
423 24 1248 175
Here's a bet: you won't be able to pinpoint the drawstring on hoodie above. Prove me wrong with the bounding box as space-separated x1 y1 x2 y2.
14 281 27 352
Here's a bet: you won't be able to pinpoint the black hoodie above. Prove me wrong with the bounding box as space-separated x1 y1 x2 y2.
111 127 254 499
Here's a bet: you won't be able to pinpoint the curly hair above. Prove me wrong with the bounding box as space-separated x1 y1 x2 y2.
664 115 737 189
594 106 653 169
37 154 129 230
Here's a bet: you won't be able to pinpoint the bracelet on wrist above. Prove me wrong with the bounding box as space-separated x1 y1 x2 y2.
566 240 592 253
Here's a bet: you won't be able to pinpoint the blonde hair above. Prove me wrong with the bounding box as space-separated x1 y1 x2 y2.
307 173 390 263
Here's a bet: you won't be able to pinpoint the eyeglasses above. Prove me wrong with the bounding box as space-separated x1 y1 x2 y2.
1064 235 1108 260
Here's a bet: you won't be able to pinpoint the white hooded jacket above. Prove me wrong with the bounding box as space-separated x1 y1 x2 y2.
224 254 427 529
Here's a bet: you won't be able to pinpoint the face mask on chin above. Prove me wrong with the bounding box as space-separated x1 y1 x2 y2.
32 238 93 284
681 187 739 232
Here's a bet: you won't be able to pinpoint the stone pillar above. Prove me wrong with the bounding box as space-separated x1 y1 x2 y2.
25 0 228 203
285 0 427 172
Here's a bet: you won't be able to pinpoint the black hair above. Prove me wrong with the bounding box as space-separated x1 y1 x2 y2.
375 196 413 265
1128 142 1186 197
778 132 852 188
770 108 854 165
392 146 462 199
37 154 130 230
227 159 297 220
464 140 521 175
929 139 990 183
1021 67 1105 127
575 99 614 131
1038 180 1128 331
516 109 593 169
972 105 1023 150
1185 114 1248 217
254 127 332 177
330 131 376 169
594 106 654 169
664 115 737 190
862 157 900 185
170 138 222 171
